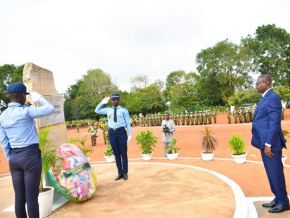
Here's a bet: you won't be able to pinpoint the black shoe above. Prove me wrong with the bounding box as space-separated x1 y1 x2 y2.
115 174 123 180
269 204 289 213
262 201 277 208
123 174 128 180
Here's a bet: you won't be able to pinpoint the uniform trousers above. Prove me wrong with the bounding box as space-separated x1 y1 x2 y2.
108 127 128 174
261 150 289 206
9 144 42 218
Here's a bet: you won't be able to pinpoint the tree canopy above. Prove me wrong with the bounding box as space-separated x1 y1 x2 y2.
63 69 118 120
242 24 290 86
196 39 253 106
0 64 24 111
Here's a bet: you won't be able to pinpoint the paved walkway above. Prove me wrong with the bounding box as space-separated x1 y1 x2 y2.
1 158 289 217
1 111 290 217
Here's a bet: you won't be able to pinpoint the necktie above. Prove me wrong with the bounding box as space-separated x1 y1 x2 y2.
114 107 117 122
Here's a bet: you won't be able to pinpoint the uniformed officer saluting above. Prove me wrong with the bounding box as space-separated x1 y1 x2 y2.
0 83 55 218
95 93 132 180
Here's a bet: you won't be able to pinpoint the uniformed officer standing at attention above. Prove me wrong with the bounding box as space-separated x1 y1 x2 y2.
95 93 132 180
0 83 55 218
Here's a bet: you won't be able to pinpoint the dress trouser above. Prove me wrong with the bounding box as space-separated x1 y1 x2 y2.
261 150 289 206
109 127 128 174
9 144 42 218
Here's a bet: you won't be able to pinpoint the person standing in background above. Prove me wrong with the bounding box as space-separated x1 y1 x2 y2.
161 112 176 157
88 122 97 146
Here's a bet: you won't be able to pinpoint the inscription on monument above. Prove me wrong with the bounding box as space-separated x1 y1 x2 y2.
38 95 65 127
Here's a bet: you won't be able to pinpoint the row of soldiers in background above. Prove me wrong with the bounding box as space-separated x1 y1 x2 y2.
131 111 217 127
87 119 109 146
226 107 255 124
225 107 286 124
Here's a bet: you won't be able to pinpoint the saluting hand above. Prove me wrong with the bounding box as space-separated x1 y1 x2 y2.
264 146 274 158
30 91 42 103
101 96 110 104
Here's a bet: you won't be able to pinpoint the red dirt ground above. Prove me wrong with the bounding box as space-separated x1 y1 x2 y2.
1 109 290 198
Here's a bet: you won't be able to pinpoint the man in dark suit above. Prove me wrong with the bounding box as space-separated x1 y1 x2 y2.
251 74 289 213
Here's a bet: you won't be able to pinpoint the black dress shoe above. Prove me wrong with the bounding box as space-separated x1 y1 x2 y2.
262 201 277 208
115 174 123 180
269 204 289 213
123 174 128 180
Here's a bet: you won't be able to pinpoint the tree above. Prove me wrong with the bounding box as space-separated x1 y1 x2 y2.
242 24 290 86
64 79 84 100
152 79 165 92
64 69 118 120
273 86 290 102
125 84 167 115
164 70 186 100
130 75 151 92
0 64 24 110
228 89 261 106
168 72 199 110
195 39 253 106
80 69 118 96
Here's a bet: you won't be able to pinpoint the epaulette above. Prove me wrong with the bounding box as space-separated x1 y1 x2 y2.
121 106 128 110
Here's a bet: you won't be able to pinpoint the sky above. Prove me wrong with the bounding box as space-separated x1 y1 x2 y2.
0 0 289 94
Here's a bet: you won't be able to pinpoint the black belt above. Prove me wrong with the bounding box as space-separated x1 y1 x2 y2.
10 143 39 150
110 127 125 131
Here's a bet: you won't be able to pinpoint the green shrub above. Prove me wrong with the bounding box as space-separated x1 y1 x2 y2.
227 134 246 155
165 138 180 154
136 130 157 154
39 126 62 192
104 145 113 156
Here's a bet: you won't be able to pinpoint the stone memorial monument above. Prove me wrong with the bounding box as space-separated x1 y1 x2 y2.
23 63 68 202
23 62 68 147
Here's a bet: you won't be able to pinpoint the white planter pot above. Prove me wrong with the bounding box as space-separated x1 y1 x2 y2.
282 155 287 166
39 186 54 217
104 155 115 163
141 152 152 161
231 152 247 164
201 152 214 161
166 152 179 160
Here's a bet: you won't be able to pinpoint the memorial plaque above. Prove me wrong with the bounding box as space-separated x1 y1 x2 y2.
38 95 65 127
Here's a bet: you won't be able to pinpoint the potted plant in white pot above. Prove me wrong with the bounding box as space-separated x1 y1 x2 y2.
136 130 157 161
38 126 62 217
228 134 247 164
104 145 115 163
201 126 218 161
165 138 180 160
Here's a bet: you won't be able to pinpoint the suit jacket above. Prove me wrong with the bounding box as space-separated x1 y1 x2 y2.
251 89 287 151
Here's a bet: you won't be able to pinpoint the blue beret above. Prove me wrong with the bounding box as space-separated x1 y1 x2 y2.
111 93 120 99
7 83 29 95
